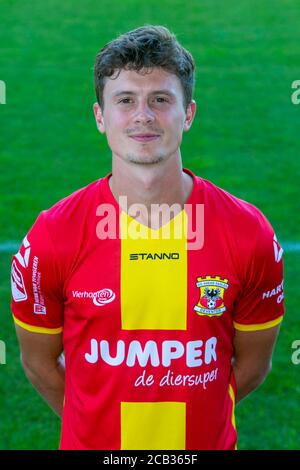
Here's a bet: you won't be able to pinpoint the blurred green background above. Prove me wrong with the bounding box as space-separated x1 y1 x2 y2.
0 0 299 449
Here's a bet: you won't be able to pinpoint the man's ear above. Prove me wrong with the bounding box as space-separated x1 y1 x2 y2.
93 102 106 134
183 100 196 132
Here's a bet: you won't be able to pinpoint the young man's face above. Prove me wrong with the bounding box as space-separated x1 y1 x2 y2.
94 67 196 165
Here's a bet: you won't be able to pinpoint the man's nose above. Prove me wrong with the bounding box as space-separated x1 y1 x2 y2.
133 102 155 124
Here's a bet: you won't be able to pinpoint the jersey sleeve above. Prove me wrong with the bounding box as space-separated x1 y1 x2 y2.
11 211 64 334
233 211 285 331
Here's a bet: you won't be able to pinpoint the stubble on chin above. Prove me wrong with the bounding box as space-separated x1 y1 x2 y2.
125 154 165 165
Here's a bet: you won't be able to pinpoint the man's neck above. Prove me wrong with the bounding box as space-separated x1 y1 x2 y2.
108 157 193 229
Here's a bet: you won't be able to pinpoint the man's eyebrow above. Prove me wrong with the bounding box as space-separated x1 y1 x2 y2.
152 89 176 97
112 90 176 98
112 91 136 97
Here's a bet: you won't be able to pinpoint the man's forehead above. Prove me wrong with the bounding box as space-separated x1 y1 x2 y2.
104 68 181 95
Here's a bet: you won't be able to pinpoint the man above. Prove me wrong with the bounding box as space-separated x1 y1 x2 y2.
11 25 284 450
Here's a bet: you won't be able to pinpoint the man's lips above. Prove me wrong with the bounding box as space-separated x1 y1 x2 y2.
129 134 160 142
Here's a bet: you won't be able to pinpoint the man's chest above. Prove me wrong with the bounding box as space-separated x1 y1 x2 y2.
63 234 241 335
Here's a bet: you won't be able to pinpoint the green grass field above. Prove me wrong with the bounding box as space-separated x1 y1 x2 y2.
0 0 299 450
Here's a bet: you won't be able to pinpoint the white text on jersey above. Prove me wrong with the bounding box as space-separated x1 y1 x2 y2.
84 338 217 367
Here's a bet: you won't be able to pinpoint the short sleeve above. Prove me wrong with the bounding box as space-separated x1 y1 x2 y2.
233 212 285 331
11 212 63 334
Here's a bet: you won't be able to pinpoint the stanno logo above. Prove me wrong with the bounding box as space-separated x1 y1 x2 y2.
72 288 116 307
130 252 180 261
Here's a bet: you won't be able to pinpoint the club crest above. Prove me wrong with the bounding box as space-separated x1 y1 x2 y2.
194 276 229 317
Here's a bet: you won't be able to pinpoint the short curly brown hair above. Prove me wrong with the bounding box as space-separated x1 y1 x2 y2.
94 25 195 111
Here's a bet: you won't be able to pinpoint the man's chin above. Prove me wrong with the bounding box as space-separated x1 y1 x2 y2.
126 155 165 165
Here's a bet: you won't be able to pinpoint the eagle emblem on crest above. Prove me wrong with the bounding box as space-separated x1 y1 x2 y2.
194 276 229 317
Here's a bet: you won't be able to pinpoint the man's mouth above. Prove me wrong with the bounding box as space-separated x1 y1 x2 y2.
129 134 160 142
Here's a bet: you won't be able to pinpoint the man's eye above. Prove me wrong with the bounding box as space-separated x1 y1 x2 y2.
119 98 133 104
155 97 168 103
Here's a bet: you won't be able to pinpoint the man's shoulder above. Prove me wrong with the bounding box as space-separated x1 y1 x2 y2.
26 178 107 261
31 178 106 250
192 175 274 245
198 176 270 226
42 178 103 224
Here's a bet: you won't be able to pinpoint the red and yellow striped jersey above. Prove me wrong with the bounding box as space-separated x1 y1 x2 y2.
11 168 284 449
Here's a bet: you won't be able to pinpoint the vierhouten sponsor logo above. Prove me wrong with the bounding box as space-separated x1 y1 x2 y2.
72 288 116 307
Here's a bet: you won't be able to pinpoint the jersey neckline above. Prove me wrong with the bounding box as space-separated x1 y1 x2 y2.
99 167 200 212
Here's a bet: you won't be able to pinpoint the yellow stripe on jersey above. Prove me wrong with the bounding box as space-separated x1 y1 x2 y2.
233 315 283 332
120 210 188 330
121 401 186 450
228 384 236 431
13 315 63 334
